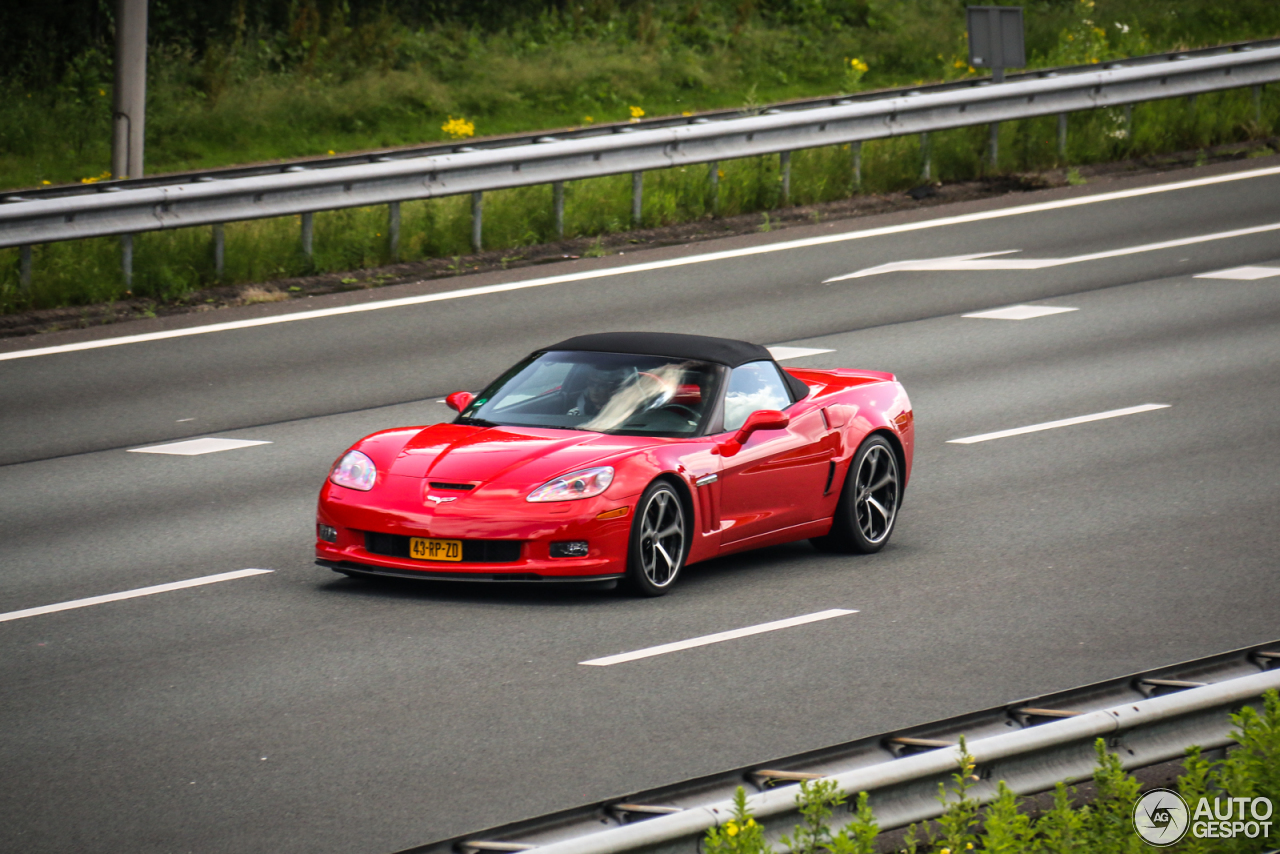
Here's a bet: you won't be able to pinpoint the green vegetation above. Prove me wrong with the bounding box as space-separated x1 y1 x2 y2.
703 690 1280 853
2 0 1279 314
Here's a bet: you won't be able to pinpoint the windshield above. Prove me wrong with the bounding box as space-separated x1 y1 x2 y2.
460 350 723 437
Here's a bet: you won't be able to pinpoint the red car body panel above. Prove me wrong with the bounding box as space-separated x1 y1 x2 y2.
316 367 913 581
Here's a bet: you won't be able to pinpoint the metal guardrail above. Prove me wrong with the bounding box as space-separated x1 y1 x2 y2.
397 641 1280 854
2 40 1279 283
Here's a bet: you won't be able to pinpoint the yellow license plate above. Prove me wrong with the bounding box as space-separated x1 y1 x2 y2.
409 537 463 562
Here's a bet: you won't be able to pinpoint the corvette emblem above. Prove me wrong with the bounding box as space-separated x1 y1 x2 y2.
425 495 458 505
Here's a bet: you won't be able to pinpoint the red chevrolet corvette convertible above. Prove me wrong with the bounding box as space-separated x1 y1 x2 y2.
316 332 913 595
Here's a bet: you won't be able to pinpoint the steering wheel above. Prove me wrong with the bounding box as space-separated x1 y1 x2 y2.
661 403 700 420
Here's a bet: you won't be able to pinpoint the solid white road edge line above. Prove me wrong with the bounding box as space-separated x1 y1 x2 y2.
4 165 1280 363
0 569 274 623
948 404 1170 445
579 608 857 666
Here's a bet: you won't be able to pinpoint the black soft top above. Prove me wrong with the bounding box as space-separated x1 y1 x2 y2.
548 331 773 368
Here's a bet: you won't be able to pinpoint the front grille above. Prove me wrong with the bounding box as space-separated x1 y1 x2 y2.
364 532 522 563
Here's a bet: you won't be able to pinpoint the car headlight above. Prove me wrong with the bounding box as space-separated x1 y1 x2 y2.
527 466 615 502
330 450 377 491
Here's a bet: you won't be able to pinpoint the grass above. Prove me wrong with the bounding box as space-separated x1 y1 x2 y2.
2 0 1279 314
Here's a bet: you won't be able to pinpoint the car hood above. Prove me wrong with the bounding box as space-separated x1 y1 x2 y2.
384 422 654 489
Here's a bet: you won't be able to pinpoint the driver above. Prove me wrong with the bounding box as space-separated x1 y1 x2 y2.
568 367 625 417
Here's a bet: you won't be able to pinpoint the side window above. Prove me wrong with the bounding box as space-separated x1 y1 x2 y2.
723 361 792 431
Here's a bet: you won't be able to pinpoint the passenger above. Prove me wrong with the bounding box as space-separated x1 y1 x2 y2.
568 367 624 417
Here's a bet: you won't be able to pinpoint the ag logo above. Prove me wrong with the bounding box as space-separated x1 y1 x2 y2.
1133 788 1190 846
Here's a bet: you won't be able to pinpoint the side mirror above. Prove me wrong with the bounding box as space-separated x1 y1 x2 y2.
445 391 475 413
718 410 789 455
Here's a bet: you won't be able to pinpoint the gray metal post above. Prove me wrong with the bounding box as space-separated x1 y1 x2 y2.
779 151 791 206
471 191 483 252
851 141 862 191
212 223 224 280
1057 113 1068 159
1124 104 1133 141
989 123 999 169
708 162 719 214
553 182 565 238
20 245 32 290
387 201 400 261
111 0 148 180
631 171 643 227
301 212 314 260
121 234 133 288
1254 84 1263 124
919 133 931 181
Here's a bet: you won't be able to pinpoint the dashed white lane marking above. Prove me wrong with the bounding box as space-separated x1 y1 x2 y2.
963 304 1078 320
0 569 273 624
128 438 272 455
1194 265 1280 280
5 166 1280 363
767 346 836 360
948 404 1170 444
580 608 857 666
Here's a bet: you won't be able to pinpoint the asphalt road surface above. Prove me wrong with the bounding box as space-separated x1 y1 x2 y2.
2 158 1278 854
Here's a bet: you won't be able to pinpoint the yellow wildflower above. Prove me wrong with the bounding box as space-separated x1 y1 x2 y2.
849 57 869 73
98 89 105 96
327 149 335 155
747 819 757 827
630 105 645 119
584 116 594 123
682 110 693 116
717 169 725 179
941 849 951 854
726 823 739 837
41 180 51 185
442 116 475 139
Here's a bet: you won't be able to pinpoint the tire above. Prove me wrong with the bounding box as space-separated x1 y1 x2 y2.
623 481 688 596
812 434 901 554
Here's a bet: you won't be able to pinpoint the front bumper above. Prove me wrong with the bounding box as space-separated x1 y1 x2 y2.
316 481 635 580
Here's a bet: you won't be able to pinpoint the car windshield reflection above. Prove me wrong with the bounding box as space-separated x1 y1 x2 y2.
460 351 722 437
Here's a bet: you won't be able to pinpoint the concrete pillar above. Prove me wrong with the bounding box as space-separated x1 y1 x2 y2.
111 0 148 180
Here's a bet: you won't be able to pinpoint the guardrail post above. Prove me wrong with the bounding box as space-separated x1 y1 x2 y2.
919 133 932 181
1254 84 1263 124
388 202 400 262
708 162 719 215
851 141 862 192
471 191 483 252
212 224 225 281
121 234 134 288
553 182 565 239
19 245 32 290
988 123 999 169
1124 104 1133 142
1057 113 1068 160
779 151 791 206
301 212 314 261
631 172 643 227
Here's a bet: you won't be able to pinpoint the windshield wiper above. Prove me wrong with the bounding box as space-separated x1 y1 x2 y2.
455 416 498 427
